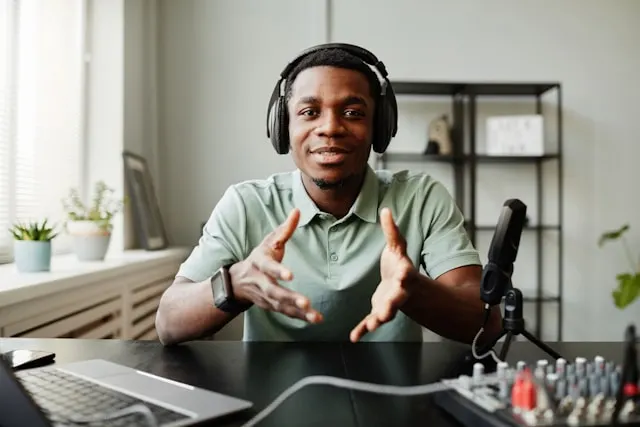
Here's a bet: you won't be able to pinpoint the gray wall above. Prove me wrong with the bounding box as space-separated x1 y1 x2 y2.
157 0 640 341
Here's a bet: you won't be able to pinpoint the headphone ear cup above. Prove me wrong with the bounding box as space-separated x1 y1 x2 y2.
273 97 289 154
373 97 391 154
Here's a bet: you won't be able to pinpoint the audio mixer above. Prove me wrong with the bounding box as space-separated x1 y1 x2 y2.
434 355 640 427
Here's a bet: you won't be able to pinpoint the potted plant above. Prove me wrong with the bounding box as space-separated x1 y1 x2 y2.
61 181 124 261
598 224 640 309
9 219 58 272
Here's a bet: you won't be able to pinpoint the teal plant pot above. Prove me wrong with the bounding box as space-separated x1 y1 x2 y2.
13 240 52 273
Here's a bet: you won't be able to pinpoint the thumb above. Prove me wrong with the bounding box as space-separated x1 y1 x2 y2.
380 208 403 250
272 208 300 248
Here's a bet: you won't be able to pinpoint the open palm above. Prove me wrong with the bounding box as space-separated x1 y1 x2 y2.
350 208 416 342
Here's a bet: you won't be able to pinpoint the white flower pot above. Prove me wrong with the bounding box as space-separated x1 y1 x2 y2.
66 220 111 261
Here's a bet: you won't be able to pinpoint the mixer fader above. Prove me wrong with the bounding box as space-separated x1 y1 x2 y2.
434 355 640 427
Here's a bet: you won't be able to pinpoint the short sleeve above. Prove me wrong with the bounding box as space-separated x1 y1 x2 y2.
420 181 481 279
176 186 248 282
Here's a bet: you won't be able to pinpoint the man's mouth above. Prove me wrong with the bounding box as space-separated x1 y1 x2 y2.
310 147 350 164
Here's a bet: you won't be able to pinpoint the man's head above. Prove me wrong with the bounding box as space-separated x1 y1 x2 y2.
284 48 382 190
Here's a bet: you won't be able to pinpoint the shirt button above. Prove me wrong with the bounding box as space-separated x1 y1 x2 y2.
330 253 338 262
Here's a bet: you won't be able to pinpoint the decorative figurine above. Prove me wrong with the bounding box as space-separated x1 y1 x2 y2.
424 115 453 155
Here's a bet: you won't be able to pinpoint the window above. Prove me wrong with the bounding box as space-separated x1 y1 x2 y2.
0 0 86 263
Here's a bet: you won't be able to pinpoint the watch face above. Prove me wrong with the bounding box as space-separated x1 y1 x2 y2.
211 268 228 306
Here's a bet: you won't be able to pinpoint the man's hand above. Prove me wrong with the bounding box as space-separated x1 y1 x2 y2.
230 208 323 324
350 208 417 342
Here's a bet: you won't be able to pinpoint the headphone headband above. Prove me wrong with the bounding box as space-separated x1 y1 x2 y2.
279 43 389 81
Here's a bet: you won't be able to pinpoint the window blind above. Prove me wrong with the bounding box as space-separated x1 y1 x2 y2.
0 0 85 262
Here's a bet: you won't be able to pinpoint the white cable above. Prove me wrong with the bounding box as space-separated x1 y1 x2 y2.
471 327 503 364
239 375 452 427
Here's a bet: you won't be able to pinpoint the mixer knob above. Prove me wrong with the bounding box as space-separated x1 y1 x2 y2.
556 378 567 400
594 355 605 375
472 362 484 385
575 357 586 377
605 361 614 376
546 364 554 376
497 361 509 378
556 357 567 375
600 375 610 397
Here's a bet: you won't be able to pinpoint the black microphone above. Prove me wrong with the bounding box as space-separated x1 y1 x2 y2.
480 199 527 307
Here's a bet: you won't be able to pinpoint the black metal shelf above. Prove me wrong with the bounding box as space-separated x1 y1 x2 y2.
377 153 560 164
392 81 559 97
471 224 561 232
375 80 563 342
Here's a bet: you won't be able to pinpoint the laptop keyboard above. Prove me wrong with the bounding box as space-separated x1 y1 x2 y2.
17 367 190 426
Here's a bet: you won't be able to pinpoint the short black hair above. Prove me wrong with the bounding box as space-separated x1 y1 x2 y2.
284 48 382 104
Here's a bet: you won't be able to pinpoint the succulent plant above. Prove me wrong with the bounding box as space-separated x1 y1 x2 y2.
9 219 58 241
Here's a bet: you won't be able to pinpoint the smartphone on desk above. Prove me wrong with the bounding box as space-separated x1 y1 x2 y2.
2 349 56 370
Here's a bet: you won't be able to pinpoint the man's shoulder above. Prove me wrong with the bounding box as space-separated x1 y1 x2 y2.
225 171 296 205
374 168 443 196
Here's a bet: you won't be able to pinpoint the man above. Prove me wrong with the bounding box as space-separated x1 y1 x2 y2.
155 43 502 345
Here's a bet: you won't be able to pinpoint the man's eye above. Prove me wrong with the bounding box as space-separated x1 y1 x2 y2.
345 109 364 117
300 109 317 117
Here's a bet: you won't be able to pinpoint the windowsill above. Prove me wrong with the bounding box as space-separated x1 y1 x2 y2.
0 247 190 309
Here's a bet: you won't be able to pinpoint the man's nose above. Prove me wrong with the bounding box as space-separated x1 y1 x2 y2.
315 111 345 136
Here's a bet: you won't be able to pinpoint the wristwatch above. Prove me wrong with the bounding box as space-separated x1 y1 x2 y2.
210 265 252 314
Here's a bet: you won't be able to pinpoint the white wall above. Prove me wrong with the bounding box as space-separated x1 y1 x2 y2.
85 0 125 254
157 0 640 342
86 0 159 252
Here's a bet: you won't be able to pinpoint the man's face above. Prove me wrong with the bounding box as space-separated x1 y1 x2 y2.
287 66 375 189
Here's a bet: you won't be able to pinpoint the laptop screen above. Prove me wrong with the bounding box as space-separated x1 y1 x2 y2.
0 355 51 427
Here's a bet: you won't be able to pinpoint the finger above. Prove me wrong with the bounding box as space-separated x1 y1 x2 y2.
366 315 381 332
375 303 396 323
256 277 323 323
255 256 293 281
262 279 309 310
350 318 369 343
380 208 403 250
272 208 300 249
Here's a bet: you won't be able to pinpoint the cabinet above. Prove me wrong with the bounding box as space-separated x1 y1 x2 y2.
0 248 188 340
376 82 563 341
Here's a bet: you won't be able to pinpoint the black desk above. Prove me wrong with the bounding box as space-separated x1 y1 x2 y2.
0 338 627 427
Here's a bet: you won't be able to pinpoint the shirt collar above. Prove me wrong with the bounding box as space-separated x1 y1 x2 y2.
292 169 320 227
292 165 380 227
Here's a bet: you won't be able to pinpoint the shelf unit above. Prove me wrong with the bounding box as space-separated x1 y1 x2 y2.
375 81 563 341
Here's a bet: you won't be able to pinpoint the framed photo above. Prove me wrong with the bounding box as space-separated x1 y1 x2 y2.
122 151 168 250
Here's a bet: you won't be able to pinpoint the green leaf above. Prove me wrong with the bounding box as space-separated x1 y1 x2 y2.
612 273 640 309
599 224 630 247
8 219 57 241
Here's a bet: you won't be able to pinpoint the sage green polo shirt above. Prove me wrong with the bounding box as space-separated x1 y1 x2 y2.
177 165 481 342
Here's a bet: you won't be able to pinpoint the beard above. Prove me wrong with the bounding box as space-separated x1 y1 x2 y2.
311 177 348 190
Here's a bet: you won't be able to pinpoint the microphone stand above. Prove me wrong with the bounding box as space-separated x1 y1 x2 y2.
475 287 562 361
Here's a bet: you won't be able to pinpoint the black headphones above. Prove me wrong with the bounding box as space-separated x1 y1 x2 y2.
266 43 398 155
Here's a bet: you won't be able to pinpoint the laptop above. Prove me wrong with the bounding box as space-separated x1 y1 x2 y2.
0 356 253 426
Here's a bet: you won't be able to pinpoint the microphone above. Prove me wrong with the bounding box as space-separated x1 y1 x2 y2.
480 199 527 307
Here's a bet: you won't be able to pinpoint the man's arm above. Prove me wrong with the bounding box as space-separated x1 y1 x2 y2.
156 263 248 346
155 276 235 345
407 178 502 345
155 186 248 346
400 265 502 345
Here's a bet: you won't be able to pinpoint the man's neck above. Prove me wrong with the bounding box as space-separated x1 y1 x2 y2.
301 171 366 219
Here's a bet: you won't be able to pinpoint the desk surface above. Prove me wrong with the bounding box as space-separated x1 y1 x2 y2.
0 338 628 427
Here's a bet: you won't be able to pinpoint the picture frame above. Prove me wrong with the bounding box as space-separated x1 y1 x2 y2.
122 151 168 251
